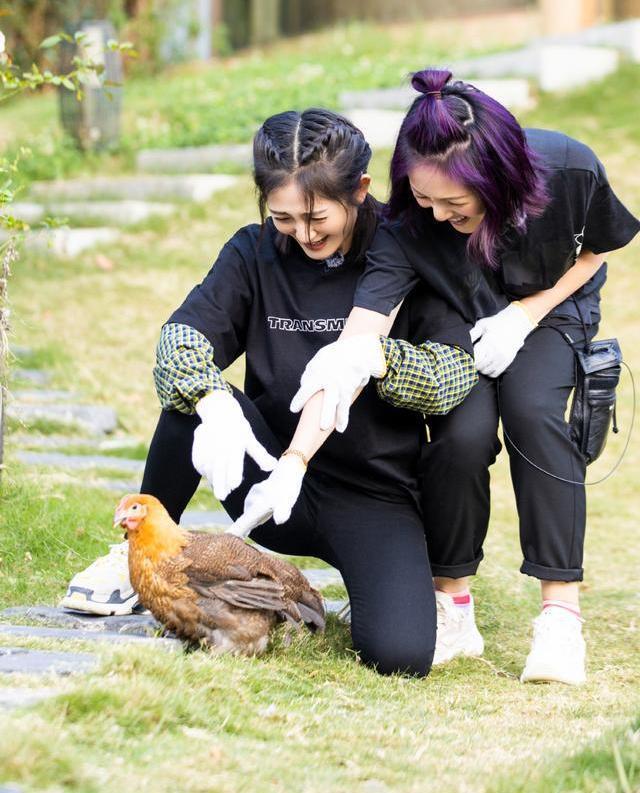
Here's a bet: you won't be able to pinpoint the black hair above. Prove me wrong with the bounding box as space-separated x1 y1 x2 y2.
253 108 378 260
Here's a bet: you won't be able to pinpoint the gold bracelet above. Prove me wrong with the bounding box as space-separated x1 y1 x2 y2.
281 448 309 469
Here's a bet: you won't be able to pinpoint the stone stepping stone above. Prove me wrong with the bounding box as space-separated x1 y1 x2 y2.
345 109 403 150
449 44 619 92
30 174 238 203
9 434 139 451
0 624 179 650
11 345 33 358
0 687 61 710
13 368 51 386
557 18 640 62
341 78 534 113
16 451 144 474
137 143 252 173
8 403 118 434
0 227 121 258
181 509 232 528
324 598 349 614
87 478 140 493
10 200 175 227
13 389 78 403
2 606 161 638
301 568 344 588
0 646 98 676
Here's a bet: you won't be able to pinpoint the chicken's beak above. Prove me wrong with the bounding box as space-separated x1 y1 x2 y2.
114 507 128 538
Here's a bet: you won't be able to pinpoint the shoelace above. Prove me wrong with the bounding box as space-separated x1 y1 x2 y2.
81 543 129 573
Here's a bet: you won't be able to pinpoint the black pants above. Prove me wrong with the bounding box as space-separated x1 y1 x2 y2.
422 318 595 583
140 388 436 677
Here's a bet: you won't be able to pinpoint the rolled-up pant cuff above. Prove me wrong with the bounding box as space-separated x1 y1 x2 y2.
431 553 483 579
520 560 583 582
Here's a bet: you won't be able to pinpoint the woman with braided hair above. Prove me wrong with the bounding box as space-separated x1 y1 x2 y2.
282 71 639 685
62 107 479 676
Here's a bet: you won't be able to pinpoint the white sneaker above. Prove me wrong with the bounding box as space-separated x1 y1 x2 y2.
520 607 586 685
432 590 485 666
60 541 139 616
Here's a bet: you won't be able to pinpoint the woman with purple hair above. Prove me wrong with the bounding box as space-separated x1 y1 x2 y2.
282 69 639 685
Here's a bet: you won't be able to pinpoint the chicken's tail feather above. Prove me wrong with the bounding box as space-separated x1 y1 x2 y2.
296 601 326 633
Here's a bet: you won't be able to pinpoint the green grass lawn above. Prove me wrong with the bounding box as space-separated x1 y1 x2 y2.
0 9 539 183
1 22 640 793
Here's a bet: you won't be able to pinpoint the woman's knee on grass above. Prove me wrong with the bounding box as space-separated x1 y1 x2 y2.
355 630 435 677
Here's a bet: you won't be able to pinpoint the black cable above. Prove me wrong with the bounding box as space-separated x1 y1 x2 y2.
497 360 635 486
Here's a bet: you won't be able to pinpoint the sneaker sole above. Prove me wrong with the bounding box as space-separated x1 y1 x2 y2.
432 632 485 666
60 593 139 617
520 663 586 686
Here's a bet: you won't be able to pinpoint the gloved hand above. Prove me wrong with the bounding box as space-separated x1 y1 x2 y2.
290 334 387 432
192 390 277 501
225 454 306 538
471 302 537 378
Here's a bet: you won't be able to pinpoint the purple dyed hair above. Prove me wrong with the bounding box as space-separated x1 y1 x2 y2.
387 69 550 267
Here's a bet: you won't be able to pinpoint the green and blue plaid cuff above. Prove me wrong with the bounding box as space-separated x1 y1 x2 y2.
153 323 230 414
378 336 477 415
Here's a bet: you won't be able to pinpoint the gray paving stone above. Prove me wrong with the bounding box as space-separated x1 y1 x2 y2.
30 174 238 203
324 598 349 614
341 78 534 112
0 646 98 675
10 200 175 226
535 45 619 92
301 568 344 588
0 624 180 649
449 43 619 92
0 227 122 258
13 369 51 386
2 606 161 637
551 18 640 62
87 478 141 493
13 389 78 403
0 686 61 710
137 143 252 173
8 403 118 434
345 109 403 149
16 451 144 474
181 509 232 528
9 434 141 452
11 345 32 358
2 202 44 224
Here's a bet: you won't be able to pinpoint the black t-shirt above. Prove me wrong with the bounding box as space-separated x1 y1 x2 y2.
168 218 473 504
354 129 640 324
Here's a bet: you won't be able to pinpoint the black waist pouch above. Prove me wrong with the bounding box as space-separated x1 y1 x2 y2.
569 338 622 464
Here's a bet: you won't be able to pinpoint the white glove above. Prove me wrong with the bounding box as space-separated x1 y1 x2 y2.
471 302 537 378
192 390 277 501
290 334 386 432
226 455 306 538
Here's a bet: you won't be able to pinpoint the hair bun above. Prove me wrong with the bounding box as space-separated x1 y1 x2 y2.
411 68 452 96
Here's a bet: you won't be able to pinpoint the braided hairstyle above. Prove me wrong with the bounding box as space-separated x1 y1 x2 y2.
253 108 377 258
388 68 550 268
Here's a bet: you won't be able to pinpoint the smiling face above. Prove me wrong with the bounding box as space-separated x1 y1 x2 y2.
267 178 368 260
408 163 485 234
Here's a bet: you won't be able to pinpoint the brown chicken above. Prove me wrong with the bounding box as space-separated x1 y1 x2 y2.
114 494 325 655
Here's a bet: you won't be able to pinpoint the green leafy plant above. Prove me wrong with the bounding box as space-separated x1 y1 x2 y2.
0 27 133 480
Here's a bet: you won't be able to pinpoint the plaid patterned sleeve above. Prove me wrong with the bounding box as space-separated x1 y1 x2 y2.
153 322 231 414
376 336 478 415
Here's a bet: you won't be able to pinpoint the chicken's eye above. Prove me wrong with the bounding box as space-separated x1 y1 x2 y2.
131 504 139 511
